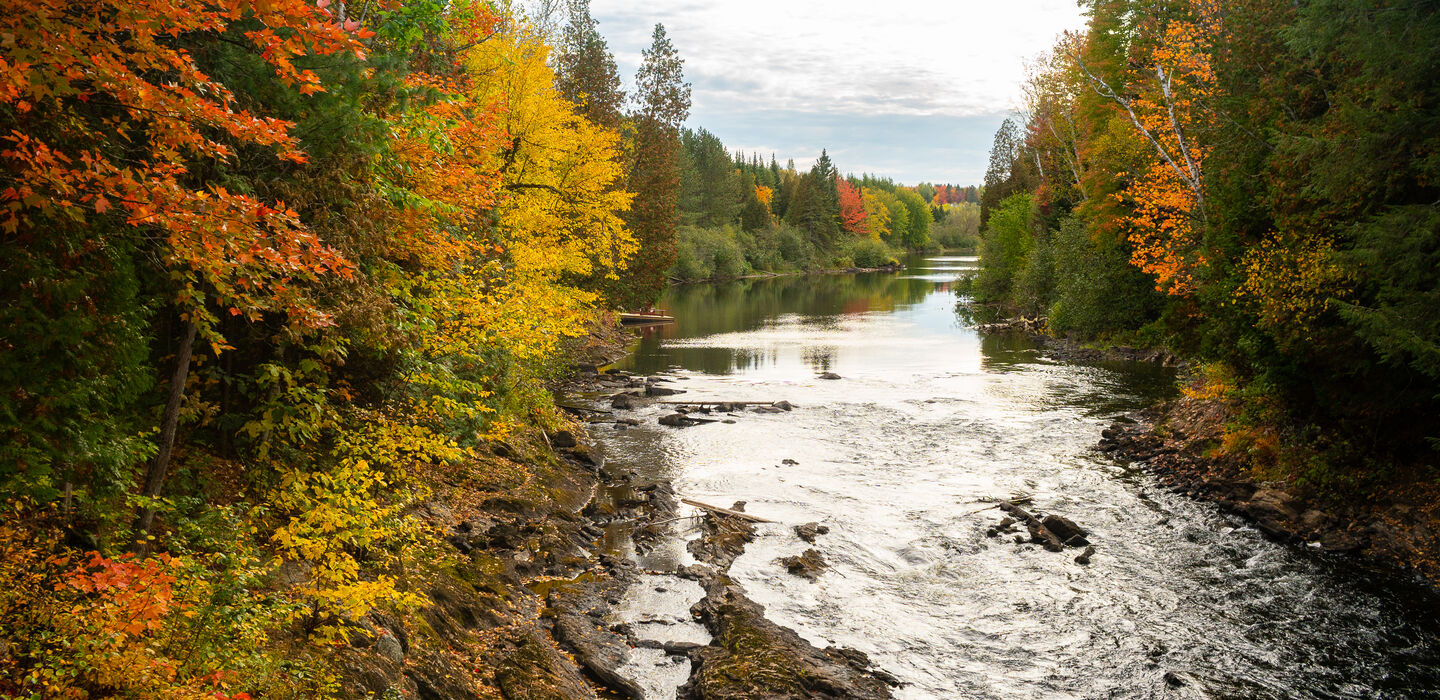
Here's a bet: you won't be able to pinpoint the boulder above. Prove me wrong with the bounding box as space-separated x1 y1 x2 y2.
794 522 830 543
818 372 843 380
779 548 828 582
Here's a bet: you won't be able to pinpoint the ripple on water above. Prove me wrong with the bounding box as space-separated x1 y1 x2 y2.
594 255 1440 700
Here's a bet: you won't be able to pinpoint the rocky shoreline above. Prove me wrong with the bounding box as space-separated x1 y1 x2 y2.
967 312 1438 594
1099 396 1440 593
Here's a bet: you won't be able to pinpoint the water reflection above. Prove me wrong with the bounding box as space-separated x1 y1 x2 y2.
596 253 1440 699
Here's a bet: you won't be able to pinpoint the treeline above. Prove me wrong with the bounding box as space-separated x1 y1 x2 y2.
973 0 1440 492
0 0 696 694
669 128 983 281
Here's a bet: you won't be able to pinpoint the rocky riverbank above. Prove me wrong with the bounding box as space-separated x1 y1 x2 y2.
1100 395 1440 592
677 507 900 700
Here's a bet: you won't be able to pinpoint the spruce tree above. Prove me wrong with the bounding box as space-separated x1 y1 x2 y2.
618 23 691 307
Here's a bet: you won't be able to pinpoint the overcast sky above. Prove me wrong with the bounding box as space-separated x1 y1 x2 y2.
589 0 1088 185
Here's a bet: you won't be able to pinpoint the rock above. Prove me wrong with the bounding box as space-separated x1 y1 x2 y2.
614 418 641 426
1163 671 1186 688
551 430 578 448
795 522 830 543
662 641 704 656
1075 545 1096 566
375 631 404 663
610 394 637 410
753 405 785 414
495 631 599 700
683 582 894 700
996 517 1017 529
1245 487 1300 522
1300 509 1332 532
782 458 799 465
552 610 644 700
645 385 685 397
818 372 843 380
659 413 700 427
730 501 747 512
1040 514 1088 542
774 400 796 411
779 548 828 581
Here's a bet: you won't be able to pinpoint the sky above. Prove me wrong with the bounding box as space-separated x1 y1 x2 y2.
589 0 1089 185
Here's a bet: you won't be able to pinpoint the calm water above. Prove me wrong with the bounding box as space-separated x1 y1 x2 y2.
594 254 1440 699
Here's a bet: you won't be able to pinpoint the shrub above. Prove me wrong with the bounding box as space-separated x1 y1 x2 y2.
842 238 899 268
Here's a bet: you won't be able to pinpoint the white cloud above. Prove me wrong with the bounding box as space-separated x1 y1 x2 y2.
590 0 1087 183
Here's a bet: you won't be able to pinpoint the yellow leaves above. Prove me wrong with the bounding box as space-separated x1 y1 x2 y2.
1236 233 1352 344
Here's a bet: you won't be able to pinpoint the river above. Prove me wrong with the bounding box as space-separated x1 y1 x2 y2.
591 254 1440 699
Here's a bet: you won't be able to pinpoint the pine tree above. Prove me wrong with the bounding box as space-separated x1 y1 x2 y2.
618 23 691 307
555 0 625 130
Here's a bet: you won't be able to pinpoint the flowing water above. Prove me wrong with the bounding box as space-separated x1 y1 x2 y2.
593 254 1440 699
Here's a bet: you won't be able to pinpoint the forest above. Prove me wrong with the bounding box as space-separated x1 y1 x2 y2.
971 0 1439 497
0 0 698 694
669 129 982 282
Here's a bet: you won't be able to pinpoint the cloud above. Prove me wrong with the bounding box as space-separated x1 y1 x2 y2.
590 0 1086 182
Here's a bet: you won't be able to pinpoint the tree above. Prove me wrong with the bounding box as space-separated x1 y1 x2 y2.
837 177 868 234
618 23 691 307
554 0 624 130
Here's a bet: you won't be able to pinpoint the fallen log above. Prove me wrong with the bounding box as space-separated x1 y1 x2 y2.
681 498 776 524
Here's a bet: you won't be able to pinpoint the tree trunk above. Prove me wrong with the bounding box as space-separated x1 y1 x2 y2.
133 317 198 552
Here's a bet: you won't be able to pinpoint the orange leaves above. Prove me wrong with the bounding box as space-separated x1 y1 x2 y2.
63 551 181 637
1112 0 1219 296
0 0 365 333
836 177 868 234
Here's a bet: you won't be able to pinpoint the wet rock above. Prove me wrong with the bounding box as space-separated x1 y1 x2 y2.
495 631 599 700
663 640 705 656
782 458 800 466
1163 671 1186 688
752 405 786 414
551 430 578 448
646 385 685 397
1040 514 1087 542
682 581 894 700
677 563 717 581
552 611 644 700
610 394 638 410
774 400 796 411
1075 545 1096 566
614 418 641 426
687 515 757 573
660 413 703 427
818 372 843 380
795 522 830 543
778 548 828 582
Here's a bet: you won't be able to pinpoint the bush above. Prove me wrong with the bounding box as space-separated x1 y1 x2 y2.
1046 216 1163 337
842 238 900 268
670 226 750 281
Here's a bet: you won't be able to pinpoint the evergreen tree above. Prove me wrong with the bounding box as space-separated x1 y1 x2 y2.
619 23 691 307
554 0 625 130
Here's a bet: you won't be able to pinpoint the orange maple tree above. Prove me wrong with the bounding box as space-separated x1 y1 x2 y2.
0 0 372 335
837 177 868 234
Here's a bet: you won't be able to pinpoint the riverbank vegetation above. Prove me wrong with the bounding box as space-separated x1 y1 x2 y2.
971 0 1439 499
669 129 982 281
0 0 699 694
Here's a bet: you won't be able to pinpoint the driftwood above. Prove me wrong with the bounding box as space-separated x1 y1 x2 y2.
681 498 776 524
658 400 779 406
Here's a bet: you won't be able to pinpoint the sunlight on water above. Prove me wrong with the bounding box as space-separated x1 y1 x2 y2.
595 254 1440 700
